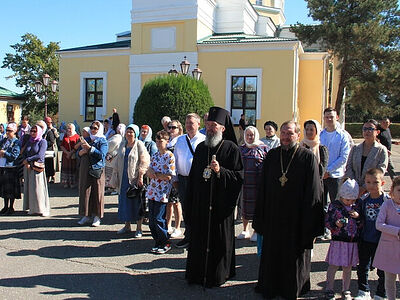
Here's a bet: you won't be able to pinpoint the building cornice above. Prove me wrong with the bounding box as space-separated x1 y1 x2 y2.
198 40 301 52
58 48 131 58
300 52 329 61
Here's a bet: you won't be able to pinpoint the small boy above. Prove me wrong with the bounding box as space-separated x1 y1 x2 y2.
354 168 389 300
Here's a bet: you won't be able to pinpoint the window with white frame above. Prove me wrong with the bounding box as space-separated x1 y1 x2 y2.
80 72 107 122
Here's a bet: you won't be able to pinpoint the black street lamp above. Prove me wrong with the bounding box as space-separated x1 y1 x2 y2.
168 57 202 80
35 74 58 118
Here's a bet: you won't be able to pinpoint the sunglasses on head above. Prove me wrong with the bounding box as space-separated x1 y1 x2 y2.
168 126 178 130
90 126 99 130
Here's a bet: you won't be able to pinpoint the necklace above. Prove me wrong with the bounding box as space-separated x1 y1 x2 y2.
279 144 299 187
203 140 224 181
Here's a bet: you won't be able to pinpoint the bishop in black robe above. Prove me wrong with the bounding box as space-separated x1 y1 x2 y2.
185 107 243 287
253 144 324 299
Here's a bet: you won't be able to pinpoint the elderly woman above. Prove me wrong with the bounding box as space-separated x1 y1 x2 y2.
60 123 80 188
260 120 280 149
139 125 157 157
238 126 270 241
111 124 150 236
166 120 183 236
105 123 126 191
22 125 50 216
0 123 21 215
300 120 329 179
77 121 108 227
345 119 388 195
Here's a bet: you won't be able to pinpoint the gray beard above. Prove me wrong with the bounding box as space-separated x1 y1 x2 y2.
205 131 223 148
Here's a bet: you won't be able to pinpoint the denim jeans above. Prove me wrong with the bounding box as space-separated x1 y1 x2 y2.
148 201 168 247
357 240 386 297
178 175 190 241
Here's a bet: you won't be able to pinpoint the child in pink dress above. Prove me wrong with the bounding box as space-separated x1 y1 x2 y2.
373 177 400 300
324 178 363 300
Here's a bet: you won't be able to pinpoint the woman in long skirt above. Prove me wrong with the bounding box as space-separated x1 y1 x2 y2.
22 125 50 216
0 123 21 215
60 123 80 188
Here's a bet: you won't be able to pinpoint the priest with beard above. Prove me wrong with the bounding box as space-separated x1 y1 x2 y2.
185 107 243 287
253 121 324 299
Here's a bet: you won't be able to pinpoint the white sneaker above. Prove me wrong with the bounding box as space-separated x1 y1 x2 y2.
354 290 371 300
374 296 386 300
134 230 143 238
170 228 182 238
92 216 101 227
168 227 174 234
77 216 91 225
250 232 257 242
237 231 250 239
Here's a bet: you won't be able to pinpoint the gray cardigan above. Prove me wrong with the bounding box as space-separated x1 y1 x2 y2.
344 141 388 187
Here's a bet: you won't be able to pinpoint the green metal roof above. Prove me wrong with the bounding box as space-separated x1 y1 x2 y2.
59 40 131 52
198 33 298 45
0 86 25 100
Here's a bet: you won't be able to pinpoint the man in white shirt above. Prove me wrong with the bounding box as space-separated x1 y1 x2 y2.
174 113 205 248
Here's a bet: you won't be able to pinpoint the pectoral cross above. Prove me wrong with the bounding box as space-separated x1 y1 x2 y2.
279 173 288 187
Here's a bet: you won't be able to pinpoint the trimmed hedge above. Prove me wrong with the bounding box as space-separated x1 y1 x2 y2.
133 75 214 132
345 123 400 138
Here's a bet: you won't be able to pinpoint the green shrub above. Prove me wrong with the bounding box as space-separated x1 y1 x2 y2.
345 123 400 139
133 75 214 132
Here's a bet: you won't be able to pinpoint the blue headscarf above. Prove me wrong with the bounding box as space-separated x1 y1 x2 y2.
126 124 140 139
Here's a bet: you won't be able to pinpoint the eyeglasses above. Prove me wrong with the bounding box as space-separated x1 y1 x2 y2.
168 126 178 130
90 126 99 130
30 129 37 133
362 127 376 132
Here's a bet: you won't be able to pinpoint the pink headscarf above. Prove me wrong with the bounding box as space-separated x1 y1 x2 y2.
29 125 43 143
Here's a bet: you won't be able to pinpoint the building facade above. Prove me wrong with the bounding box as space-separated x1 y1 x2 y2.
58 0 340 134
0 86 25 123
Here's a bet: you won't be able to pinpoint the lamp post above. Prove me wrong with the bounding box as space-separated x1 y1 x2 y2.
35 74 58 118
168 56 202 80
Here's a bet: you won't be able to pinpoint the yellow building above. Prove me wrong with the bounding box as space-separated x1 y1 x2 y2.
58 0 339 134
0 86 25 123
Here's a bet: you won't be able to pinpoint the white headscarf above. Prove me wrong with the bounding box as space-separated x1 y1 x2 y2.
244 126 263 148
89 121 105 141
67 123 77 137
300 119 322 163
116 123 126 137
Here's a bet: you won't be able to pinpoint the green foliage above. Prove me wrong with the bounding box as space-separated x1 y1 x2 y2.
2 33 60 118
291 0 400 114
133 75 214 132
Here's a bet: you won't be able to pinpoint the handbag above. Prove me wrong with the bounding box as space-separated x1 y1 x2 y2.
88 167 103 179
31 161 45 173
126 184 142 199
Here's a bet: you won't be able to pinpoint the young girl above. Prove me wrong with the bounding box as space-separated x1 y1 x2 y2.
325 178 362 300
373 176 400 300
146 130 175 254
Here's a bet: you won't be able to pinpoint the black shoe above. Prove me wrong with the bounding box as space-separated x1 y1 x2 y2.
175 239 189 248
5 208 15 215
0 207 8 214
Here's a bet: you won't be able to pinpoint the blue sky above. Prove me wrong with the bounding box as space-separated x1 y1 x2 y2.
0 0 314 93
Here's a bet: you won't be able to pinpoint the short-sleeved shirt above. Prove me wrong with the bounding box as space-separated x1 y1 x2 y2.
146 151 176 203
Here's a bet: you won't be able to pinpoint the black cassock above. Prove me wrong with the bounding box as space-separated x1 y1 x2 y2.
185 140 243 287
253 145 324 300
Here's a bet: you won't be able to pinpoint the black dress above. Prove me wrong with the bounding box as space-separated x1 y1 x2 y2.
44 128 56 177
185 140 243 287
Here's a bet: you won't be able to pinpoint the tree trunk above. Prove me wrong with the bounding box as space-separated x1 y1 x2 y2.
334 59 348 116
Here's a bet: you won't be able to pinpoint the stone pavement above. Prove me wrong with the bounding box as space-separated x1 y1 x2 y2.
0 140 399 299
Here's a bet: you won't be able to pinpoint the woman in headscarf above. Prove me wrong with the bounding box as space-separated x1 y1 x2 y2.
238 126 270 241
111 124 150 236
0 123 7 142
300 119 329 180
105 123 126 192
0 123 21 215
60 123 80 188
22 124 50 216
139 125 157 157
77 120 108 227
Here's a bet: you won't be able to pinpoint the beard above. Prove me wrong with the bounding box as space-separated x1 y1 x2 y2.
205 130 223 148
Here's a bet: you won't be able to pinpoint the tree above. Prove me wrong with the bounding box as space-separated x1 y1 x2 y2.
291 0 400 115
134 75 214 132
2 33 60 119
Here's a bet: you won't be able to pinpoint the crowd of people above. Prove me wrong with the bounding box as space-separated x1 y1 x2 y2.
0 107 399 299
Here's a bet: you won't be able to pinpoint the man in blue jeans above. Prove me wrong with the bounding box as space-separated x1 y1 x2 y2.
320 107 351 239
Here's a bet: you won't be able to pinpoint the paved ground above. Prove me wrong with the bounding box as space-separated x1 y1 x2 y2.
0 140 399 299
